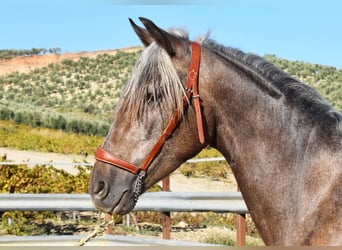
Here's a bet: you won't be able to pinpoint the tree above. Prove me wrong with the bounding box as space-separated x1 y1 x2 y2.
49 48 61 54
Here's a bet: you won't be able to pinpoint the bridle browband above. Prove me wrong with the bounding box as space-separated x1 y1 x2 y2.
95 42 205 187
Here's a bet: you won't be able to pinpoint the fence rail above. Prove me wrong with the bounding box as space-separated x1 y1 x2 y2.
0 192 247 213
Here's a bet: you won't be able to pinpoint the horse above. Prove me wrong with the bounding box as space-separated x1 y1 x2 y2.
89 17 342 245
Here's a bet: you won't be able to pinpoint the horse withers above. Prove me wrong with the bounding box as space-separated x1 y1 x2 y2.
89 18 342 245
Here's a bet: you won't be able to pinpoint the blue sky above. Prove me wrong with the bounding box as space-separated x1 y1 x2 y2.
0 0 341 68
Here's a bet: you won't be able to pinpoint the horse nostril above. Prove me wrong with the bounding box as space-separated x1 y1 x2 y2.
97 181 105 193
93 181 109 200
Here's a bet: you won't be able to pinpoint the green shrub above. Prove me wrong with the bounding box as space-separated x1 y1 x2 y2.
179 147 231 179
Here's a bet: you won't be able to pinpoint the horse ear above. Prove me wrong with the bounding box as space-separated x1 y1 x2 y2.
139 17 184 57
129 18 153 47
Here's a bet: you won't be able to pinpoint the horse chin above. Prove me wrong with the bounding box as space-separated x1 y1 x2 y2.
112 191 136 215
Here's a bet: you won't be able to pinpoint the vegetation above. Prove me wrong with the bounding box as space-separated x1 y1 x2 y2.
179 148 230 179
0 120 101 155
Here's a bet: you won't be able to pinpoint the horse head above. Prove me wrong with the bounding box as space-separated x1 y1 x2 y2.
89 18 211 215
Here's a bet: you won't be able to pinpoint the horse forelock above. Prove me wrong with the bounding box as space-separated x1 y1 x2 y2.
117 40 185 121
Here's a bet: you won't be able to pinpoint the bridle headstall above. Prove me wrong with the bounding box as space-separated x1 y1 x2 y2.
95 42 205 181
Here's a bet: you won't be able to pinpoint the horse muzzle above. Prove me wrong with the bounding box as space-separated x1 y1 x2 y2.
89 161 139 215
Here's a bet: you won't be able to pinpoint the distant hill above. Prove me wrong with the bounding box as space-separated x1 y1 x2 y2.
0 47 141 76
0 48 341 136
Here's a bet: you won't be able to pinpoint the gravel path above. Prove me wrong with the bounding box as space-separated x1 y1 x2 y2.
0 147 93 175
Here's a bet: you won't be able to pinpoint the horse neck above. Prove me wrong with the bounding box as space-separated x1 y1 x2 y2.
207 60 307 169
203 54 341 245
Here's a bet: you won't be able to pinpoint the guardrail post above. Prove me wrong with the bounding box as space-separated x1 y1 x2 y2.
162 176 171 239
236 186 246 246
236 213 246 246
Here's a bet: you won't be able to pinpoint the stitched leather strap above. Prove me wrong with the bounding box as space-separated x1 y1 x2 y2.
95 147 140 174
186 42 205 144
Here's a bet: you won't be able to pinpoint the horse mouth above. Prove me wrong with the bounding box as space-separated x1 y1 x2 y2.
112 190 133 215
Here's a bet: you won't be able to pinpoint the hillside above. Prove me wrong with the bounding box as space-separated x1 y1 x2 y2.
0 47 142 136
0 49 341 136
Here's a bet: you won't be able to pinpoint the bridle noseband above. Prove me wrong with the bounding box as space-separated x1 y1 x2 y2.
94 42 205 200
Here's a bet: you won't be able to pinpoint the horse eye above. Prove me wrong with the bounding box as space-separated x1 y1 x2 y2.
146 87 155 103
146 85 163 103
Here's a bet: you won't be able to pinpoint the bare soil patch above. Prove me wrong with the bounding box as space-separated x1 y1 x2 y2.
0 47 141 76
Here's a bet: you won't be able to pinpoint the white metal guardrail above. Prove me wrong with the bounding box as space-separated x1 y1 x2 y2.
0 192 248 213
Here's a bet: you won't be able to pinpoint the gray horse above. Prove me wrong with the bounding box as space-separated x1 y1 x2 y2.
90 18 342 245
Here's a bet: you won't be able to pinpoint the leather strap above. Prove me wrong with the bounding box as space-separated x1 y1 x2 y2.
140 110 182 171
95 147 140 174
186 43 205 144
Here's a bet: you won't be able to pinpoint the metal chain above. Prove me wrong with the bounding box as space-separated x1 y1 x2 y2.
132 170 146 207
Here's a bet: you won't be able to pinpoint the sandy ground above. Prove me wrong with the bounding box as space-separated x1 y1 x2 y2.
0 147 237 191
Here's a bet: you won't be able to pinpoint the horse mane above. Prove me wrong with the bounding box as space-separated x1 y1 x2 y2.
202 38 342 138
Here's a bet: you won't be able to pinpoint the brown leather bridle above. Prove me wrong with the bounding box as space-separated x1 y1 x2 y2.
95 42 205 179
